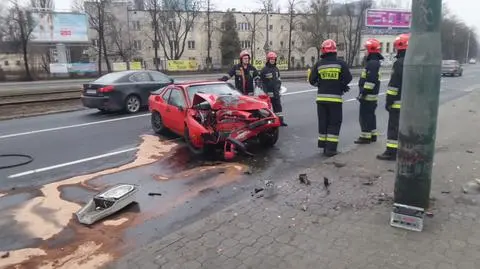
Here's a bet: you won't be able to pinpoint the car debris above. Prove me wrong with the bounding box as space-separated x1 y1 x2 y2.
298 173 311 185
148 192 162 196
324 177 331 188
264 180 275 198
466 150 474 154
76 184 139 225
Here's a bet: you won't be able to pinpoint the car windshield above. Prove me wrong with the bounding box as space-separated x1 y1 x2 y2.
93 72 128 83
187 83 241 103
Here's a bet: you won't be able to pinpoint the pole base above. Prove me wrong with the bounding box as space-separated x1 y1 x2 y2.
390 203 425 232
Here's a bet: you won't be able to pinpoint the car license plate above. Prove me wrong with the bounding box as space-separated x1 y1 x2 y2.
86 89 97 95
390 203 425 232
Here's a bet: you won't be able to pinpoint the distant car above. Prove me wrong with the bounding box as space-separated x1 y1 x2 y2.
469 58 476 64
148 80 281 160
441 60 463 77
81 70 174 113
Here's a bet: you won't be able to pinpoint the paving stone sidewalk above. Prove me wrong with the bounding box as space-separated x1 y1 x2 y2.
107 91 480 269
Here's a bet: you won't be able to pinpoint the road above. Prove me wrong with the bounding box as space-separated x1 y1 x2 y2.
0 68 384 96
0 64 479 266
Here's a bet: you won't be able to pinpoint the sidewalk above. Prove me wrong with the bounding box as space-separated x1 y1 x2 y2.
107 90 480 269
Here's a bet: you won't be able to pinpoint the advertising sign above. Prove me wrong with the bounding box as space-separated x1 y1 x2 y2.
167 60 198 71
233 59 289 71
365 9 411 28
31 12 89 43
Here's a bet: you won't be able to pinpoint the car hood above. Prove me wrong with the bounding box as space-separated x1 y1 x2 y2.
192 93 269 110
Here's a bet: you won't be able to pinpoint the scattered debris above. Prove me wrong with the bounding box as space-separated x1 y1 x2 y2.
1 252 9 259
324 177 330 189
301 204 308 211
251 187 265 198
387 169 395 173
462 181 480 194
264 180 276 198
76 184 139 225
328 161 346 168
441 191 450 194
148 192 162 197
244 168 253 175
298 173 311 185
426 212 434 218
362 181 374 186
467 150 474 154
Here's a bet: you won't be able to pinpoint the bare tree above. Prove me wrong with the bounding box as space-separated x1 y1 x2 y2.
285 0 304 69
107 17 135 66
205 0 214 69
84 0 112 73
301 0 331 59
144 0 161 70
30 0 54 10
340 0 371 66
240 12 265 60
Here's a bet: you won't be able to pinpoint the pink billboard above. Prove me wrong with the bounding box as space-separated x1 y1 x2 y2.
365 9 411 28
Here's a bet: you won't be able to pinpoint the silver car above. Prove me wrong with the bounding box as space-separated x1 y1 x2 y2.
442 60 463 77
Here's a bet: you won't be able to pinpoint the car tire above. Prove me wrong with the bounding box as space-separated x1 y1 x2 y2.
151 111 166 134
125 95 141 114
259 127 279 148
184 125 215 157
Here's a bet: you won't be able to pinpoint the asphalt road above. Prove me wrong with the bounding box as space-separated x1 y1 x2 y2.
0 64 479 257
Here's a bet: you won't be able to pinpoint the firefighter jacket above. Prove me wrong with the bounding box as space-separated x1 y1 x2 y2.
222 63 259 95
308 53 353 103
260 63 281 93
358 53 384 101
386 50 405 110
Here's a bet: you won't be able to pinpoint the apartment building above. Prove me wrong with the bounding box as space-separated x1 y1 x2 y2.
85 1 351 70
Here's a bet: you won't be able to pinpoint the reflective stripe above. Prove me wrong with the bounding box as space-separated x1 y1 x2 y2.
267 92 274 97
372 129 379 136
316 94 343 103
318 135 327 141
387 139 398 149
391 101 401 109
363 82 375 90
360 132 372 138
327 134 339 142
363 94 378 101
361 71 367 78
387 87 399 96
319 64 341 69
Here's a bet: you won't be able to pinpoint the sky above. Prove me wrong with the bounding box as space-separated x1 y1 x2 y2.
53 0 480 32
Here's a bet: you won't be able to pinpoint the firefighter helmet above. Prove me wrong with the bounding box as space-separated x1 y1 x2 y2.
321 39 337 54
240 50 250 59
364 38 381 53
394 33 410 51
267 51 277 60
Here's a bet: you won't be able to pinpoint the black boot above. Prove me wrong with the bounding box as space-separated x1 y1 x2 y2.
354 137 371 144
324 150 338 157
371 135 377 142
324 143 339 157
280 118 288 127
376 149 396 161
318 140 325 149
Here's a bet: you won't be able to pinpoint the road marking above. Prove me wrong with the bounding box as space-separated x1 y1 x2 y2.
283 79 389 96
0 113 150 140
8 147 139 179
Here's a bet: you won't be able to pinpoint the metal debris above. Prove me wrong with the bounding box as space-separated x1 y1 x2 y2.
264 180 276 198
301 204 308 211
441 191 450 194
467 150 474 154
298 173 311 185
76 184 139 225
462 181 480 194
148 192 162 196
324 177 330 188
426 212 434 218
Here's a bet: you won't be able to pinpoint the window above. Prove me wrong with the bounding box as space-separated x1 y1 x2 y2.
269 25 273 31
150 72 172 83
168 89 186 108
188 40 195 50
169 41 179 50
132 21 141 31
280 41 284 48
162 88 171 101
129 72 151 82
237 22 250 31
291 41 295 46
133 40 142 50
380 42 384 53
240 40 251 49
337 43 345 50
386 42 391 53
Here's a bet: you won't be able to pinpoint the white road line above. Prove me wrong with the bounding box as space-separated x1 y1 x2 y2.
0 113 149 140
7 147 138 179
283 79 389 96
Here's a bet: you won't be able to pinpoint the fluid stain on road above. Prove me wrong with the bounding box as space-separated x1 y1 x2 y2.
0 134 247 269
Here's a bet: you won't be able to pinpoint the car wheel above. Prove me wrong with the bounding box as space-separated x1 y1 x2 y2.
151 111 166 134
125 95 141 113
259 127 279 148
184 125 215 157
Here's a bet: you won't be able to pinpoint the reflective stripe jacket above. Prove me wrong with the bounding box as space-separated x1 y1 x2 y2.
386 51 405 109
308 53 353 103
226 63 259 94
260 63 281 93
358 53 384 98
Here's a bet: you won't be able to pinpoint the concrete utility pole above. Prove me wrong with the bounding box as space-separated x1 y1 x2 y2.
390 0 442 232
465 29 471 64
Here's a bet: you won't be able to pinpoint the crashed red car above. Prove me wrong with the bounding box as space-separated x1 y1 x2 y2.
148 81 281 160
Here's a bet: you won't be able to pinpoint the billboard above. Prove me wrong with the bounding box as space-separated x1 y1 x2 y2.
365 9 411 28
31 12 89 43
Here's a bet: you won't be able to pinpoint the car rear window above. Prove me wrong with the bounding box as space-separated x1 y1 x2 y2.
187 83 241 103
93 72 127 83
442 60 457 65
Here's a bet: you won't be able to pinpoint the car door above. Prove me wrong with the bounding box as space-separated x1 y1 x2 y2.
149 71 174 91
163 87 187 134
128 72 154 105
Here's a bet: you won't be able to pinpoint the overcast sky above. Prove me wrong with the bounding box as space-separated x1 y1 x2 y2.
53 0 480 32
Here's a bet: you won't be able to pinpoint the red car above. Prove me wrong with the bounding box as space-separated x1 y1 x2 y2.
148 80 281 160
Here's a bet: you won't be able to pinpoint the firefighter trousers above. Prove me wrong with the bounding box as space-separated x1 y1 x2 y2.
358 99 378 140
268 89 283 114
317 101 342 152
385 108 400 153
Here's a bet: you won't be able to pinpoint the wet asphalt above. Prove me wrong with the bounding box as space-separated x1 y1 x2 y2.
1 65 480 253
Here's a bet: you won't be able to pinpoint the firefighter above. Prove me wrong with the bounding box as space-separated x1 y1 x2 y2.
377 33 410 161
220 50 259 95
260 51 287 126
354 38 384 144
309 39 353 157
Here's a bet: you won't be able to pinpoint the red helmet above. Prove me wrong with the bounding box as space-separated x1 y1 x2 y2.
321 39 337 54
267 51 277 60
394 33 410 51
365 38 381 53
240 50 250 59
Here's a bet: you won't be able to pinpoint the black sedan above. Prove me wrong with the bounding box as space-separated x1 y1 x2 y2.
81 70 174 113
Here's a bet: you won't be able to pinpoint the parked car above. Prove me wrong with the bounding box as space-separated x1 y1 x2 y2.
148 80 281 160
441 60 463 77
469 58 477 64
81 70 174 113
